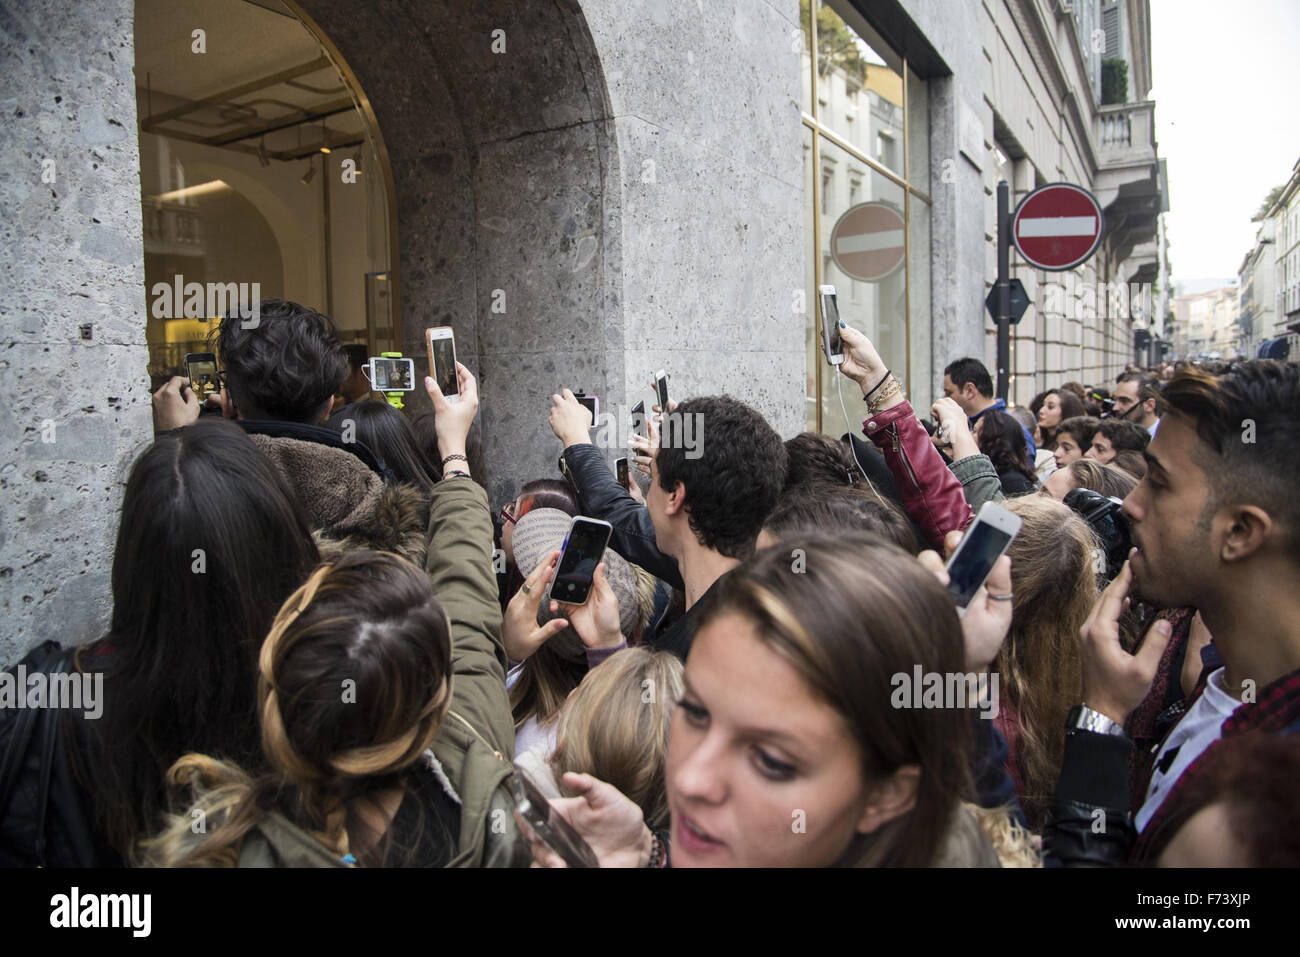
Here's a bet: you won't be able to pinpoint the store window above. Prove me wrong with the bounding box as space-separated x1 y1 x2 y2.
800 0 931 436
135 0 397 386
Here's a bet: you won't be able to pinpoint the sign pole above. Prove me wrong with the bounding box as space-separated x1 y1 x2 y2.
996 179 1011 401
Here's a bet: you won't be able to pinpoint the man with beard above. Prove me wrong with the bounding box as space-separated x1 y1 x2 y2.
1043 360 1300 866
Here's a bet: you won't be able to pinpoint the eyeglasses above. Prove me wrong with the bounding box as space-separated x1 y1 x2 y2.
500 502 517 526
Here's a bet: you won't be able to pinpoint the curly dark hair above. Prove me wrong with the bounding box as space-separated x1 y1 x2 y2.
657 395 786 560
977 410 1036 485
213 298 349 423
1095 418 1150 454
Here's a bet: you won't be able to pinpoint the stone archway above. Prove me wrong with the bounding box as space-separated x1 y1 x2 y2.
291 0 622 505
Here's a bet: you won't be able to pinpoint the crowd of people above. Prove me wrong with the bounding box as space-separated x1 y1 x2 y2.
2 296 1298 869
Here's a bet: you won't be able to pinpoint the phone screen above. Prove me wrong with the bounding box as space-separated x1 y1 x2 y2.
616 457 629 487
631 401 647 439
429 334 459 396
946 521 1014 609
550 519 611 605
655 373 669 410
187 358 219 399
819 291 843 361
370 357 414 391
575 394 598 420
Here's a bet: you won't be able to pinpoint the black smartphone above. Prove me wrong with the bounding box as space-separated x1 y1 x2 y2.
817 285 845 366
654 370 669 410
631 400 647 440
511 771 600 868
185 352 220 401
616 457 629 488
547 516 613 606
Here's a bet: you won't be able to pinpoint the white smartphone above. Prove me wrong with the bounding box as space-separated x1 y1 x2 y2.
818 285 845 366
365 356 415 392
573 392 599 423
426 327 459 400
654 370 669 410
945 501 1022 616
546 516 614 606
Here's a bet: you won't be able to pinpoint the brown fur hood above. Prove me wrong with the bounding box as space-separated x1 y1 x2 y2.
248 433 431 567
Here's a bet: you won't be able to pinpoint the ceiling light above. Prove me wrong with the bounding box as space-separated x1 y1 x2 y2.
150 179 231 203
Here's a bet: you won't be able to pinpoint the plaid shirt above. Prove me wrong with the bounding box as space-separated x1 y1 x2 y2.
1130 663 1300 862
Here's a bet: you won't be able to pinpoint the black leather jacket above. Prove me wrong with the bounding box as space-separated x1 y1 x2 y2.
1042 728 1137 867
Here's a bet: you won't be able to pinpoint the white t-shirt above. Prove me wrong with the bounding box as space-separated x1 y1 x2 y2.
1136 667 1240 831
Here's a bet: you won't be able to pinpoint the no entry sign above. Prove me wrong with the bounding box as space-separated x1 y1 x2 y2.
1011 183 1103 271
830 201 905 282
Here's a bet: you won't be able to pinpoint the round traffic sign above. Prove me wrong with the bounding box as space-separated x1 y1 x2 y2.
1011 183 1104 271
829 201 905 282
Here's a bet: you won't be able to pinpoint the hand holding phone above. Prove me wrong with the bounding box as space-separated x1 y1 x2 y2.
944 502 1021 617
615 457 630 488
426 327 460 401
512 771 601 868
546 517 613 606
817 286 845 366
550 561 623 650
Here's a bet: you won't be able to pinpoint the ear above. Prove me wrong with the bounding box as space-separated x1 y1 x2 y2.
1144 396 1158 415
856 764 919 835
1218 504 1273 563
663 480 687 518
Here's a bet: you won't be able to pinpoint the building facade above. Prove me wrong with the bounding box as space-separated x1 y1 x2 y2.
1238 219 1277 358
1171 286 1240 359
1266 156 1300 358
0 0 1164 662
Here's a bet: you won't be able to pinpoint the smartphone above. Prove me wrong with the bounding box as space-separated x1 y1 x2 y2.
185 352 220 400
367 356 415 392
426 327 459 399
631 400 647 440
546 516 613 606
573 392 599 423
945 501 1021 616
817 285 845 366
654 370 669 410
511 770 599 869
616 457 629 488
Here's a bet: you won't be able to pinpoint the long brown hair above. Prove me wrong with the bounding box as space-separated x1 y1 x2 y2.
1000 497 1098 828
698 534 975 867
141 551 453 867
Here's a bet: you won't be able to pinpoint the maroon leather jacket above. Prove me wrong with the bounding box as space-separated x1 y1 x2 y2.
861 400 975 549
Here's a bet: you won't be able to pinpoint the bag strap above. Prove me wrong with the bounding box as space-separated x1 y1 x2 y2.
33 694 60 867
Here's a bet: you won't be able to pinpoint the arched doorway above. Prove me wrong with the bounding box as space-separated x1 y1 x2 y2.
291 0 621 505
134 0 400 385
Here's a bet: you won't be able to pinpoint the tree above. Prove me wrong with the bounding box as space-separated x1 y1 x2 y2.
1251 183 1285 222
801 0 870 85
1100 58 1128 105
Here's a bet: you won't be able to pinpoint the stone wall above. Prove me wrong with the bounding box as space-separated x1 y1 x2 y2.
0 0 152 664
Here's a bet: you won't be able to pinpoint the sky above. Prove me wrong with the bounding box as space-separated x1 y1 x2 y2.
1151 0 1300 289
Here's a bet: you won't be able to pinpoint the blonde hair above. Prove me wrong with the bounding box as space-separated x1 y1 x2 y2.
970 804 1043 868
140 552 453 867
1000 498 1099 830
550 647 684 829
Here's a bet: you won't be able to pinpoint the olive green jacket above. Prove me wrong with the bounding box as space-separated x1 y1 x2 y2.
423 476 528 867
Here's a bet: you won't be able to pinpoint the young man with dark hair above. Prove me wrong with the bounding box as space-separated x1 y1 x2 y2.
151 299 432 556
1045 359 1300 865
1085 417 1149 464
549 390 786 658
942 356 1035 459
1114 371 1162 436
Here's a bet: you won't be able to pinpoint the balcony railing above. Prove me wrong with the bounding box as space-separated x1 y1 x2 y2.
1096 100 1156 162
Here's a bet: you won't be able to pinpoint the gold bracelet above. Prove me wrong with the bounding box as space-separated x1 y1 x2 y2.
866 375 903 413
